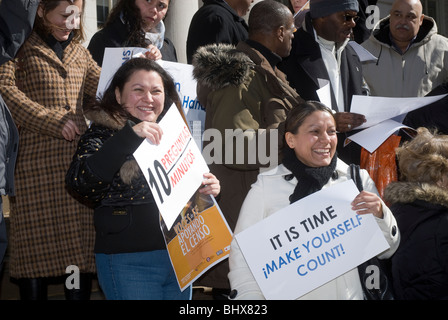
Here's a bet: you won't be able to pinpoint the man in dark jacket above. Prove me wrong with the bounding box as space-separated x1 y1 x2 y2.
0 0 39 272
186 0 253 64
279 0 367 165
402 82 448 136
353 0 378 43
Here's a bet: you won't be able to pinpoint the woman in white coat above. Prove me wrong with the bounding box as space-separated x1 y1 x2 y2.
228 101 400 300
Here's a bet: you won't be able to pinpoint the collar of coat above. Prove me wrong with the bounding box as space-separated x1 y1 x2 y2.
84 108 130 131
84 108 144 185
260 159 350 183
384 181 448 209
192 40 291 91
370 15 438 48
204 0 248 26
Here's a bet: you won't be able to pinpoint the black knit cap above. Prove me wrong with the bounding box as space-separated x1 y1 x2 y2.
310 0 359 18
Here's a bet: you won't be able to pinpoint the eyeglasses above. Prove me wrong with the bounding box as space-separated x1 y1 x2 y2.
343 14 359 23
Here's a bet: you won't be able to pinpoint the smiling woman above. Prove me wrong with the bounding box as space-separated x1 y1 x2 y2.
65 58 221 300
284 104 337 168
228 100 400 300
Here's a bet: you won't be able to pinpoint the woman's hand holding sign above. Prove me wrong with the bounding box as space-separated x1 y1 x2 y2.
199 172 221 198
351 190 383 219
133 121 163 145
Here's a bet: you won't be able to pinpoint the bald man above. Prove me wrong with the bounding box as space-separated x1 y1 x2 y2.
361 0 448 97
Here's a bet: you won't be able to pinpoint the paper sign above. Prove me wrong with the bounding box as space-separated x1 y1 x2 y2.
348 119 411 153
348 41 378 63
96 47 206 148
317 78 332 109
160 191 233 291
133 105 233 291
235 180 390 300
350 94 448 129
133 105 209 230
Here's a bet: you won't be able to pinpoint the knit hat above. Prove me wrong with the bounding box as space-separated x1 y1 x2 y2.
310 0 359 18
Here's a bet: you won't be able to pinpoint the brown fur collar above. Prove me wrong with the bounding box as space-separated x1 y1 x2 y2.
84 108 127 130
384 181 448 208
84 108 141 185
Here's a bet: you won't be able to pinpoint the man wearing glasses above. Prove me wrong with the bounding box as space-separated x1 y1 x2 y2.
279 0 367 166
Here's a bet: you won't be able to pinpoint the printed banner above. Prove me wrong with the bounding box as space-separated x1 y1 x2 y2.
97 47 205 148
133 105 207 230
235 180 390 300
160 191 233 291
133 105 233 291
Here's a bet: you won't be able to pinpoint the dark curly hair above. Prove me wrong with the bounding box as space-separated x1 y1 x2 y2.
104 0 171 47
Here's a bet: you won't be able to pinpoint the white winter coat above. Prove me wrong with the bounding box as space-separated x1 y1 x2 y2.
228 160 400 300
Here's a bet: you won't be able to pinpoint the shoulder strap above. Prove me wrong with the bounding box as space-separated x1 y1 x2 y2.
349 164 364 192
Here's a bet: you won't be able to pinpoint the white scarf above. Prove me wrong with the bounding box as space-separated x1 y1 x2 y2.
144 21 165 49
314 28 349 111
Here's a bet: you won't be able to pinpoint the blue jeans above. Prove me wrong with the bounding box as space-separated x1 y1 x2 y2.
95 250 192 300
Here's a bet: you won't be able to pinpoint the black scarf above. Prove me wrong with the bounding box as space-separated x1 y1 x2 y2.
282 147 337 204
44 32 74 61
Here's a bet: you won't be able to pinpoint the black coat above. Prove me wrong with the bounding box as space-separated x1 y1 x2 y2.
87 16 178 66
279 13 366 165
402 82 448 136
353 0 378 44
186 0 248 64
66 110 165 254
384 182 448 299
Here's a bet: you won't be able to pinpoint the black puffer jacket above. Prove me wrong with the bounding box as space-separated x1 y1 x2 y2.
66 109 165 254
384 182 448 299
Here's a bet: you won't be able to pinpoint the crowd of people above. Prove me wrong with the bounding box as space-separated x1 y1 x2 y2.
0 0 447 301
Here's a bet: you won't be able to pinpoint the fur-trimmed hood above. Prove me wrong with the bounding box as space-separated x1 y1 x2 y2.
369 15 438 49
192 43 255 91
384 181 448 209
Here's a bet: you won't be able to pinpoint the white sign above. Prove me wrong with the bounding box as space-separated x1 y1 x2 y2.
235 180 390 300
96 47 206 148
348 41 378 63
350 94 448 129
348 119 411 153
316 78 332 109
133 106 209 230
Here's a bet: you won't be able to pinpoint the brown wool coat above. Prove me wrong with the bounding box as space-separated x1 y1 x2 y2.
0 32 100 278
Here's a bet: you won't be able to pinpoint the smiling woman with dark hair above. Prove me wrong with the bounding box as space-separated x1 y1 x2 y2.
66 58 220 300
228 101 400 300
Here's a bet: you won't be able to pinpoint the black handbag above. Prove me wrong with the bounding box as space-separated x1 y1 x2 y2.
350 164 395 300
